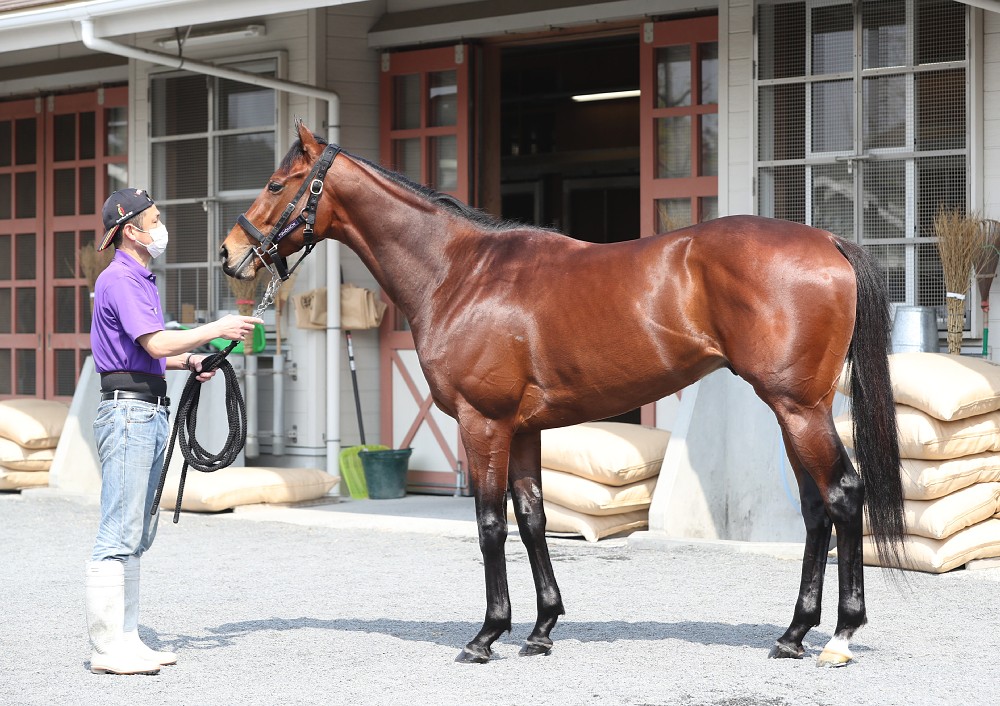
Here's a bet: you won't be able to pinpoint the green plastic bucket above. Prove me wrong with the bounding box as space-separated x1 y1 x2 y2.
338 444 389 499
358 448 413 499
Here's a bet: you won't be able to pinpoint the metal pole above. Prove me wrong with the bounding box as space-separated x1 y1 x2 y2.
272 352 286 456
345 330 365 445
244 354 259 459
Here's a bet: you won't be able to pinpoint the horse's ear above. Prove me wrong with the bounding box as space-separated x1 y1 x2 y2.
296 121 323 159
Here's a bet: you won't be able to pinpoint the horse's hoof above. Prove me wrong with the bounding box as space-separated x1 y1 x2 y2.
816 648 853 668
455 646 491 664
519 639 552 657
768 643 804 660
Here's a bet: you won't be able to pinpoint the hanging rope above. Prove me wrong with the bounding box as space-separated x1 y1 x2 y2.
150 340 245 523
150 276 283 523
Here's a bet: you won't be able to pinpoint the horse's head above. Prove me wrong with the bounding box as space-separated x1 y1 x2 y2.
220 121 339 281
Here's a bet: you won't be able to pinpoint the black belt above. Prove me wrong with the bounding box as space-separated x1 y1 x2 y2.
101 391 171 407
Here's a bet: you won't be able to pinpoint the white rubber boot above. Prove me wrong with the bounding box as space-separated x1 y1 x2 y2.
124 556 177 666
86 560 161 675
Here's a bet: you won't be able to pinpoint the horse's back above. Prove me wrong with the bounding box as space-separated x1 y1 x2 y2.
675 214 845 262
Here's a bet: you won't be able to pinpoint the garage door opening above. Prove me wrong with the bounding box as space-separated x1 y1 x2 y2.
498 35 640 244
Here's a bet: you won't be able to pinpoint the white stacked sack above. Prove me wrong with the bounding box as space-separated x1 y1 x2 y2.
836 352 1000 572
507 421 670 542
158 466 339 513
0 399 69 491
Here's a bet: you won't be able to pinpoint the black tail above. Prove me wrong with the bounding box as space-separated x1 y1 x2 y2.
838 238 906 568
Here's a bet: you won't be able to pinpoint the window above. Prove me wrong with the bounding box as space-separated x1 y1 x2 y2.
757 0 967 320
640 18 719 236
150 60 277 321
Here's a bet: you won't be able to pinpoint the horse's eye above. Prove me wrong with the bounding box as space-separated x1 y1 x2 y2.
267 182 283 193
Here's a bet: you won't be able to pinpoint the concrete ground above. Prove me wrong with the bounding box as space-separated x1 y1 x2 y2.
3 488 999 706
229 491 483 537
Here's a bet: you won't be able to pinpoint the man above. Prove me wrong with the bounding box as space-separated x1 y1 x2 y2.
86 188 262 675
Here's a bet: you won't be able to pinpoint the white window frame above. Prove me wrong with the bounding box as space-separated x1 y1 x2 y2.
147 51 286 320
754 0 978 334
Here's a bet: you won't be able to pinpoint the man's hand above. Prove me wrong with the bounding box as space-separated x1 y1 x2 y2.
214 314 264 342
187 354 217 383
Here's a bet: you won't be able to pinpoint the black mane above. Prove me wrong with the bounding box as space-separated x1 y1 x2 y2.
280 134 522 232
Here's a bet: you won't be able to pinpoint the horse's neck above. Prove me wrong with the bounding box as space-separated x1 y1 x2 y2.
333 165 461 325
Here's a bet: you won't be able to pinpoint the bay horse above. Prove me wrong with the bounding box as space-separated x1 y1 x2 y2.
221 121 905 668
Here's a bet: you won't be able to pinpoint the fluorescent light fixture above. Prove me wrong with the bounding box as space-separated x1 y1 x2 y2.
155 24 265 50
571 89 641 103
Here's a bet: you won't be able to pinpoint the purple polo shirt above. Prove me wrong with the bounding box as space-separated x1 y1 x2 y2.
90 249 166 376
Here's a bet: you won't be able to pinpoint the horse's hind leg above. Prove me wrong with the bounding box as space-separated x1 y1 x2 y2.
769 431 833 660
818 442 866 667
455 414 514 664
508 431 565 656
774 406 866 668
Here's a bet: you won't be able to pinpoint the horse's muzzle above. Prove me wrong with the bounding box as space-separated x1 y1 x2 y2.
219 244 253 280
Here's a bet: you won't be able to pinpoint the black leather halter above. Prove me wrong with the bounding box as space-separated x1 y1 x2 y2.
235 143 341 281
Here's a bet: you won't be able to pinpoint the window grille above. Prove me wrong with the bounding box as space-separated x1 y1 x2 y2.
150 60 277 322
756 0 968 327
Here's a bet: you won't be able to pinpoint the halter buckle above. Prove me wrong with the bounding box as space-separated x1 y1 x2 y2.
309 178 324 195
259 243 290 281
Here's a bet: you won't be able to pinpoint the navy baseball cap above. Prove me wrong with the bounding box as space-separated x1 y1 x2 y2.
99 188 155 251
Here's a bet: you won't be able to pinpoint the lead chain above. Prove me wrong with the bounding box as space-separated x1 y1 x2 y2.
253 275 282 319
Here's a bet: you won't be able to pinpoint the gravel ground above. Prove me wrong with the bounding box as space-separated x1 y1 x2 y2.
2 490 998 706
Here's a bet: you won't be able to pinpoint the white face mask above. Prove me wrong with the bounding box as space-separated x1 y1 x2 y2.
135 222 169 258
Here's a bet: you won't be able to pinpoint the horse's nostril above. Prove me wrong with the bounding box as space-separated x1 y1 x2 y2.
219 244 228 260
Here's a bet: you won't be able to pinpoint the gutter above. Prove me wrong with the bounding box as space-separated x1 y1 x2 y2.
0 0 356 53
80 19 344 479
957 0 1000 13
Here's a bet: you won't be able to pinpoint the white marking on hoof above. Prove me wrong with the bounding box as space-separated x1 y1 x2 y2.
816 636 854 668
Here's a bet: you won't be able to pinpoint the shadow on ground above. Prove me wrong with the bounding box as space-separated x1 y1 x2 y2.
161 617 851 658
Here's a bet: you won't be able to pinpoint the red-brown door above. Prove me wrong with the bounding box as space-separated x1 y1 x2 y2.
378 45 472 493
44 88 128 400
0 99 45 398
0 87 127 401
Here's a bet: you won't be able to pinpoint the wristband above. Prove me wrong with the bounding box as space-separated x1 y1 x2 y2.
185 354 194 372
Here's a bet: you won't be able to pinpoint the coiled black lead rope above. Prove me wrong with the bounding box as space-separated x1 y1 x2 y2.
150 339 246 523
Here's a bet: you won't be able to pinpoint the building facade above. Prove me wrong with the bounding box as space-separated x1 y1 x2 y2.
1 0 998 493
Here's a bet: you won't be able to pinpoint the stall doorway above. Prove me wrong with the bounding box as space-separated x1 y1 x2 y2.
498 35 640 244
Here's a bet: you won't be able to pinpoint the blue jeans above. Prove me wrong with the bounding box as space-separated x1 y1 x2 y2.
91 398 169 562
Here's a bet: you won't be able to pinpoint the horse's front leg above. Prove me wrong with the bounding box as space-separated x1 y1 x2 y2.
455 414 514 664
508 431 564 656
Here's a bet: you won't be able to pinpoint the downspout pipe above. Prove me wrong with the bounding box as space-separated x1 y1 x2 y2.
80 19 343 478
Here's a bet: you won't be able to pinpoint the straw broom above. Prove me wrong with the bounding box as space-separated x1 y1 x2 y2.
974 220 1000 356
227 270 265 352
79 243 115 307
273 273 297 356
935 208 985 355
